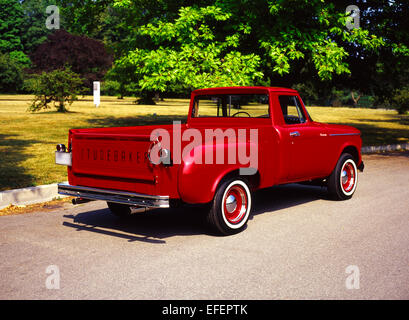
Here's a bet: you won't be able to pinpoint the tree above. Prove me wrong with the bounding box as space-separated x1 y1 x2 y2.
57 0 115 37
56 0 409 103
30 30 113 90
20 0 54 54
28 67 85 112
0 53 24 93
0 0 25 54
105 57 138 99
109 5 263 103
108 0 392 100
340 0 409 105
392 87 409 114
56 0 189 56
350 91 362 107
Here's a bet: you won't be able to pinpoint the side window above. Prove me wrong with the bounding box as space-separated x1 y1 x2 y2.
278 95 306 125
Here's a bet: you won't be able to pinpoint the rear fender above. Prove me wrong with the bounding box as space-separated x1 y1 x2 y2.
177 142 258 204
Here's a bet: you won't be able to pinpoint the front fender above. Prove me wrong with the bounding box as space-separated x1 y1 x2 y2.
330 136 362 174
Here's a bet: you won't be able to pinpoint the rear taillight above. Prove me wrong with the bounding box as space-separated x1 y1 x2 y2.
56 144 66 152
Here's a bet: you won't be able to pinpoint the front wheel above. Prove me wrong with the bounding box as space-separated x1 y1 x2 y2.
327 153 358 200
207 178 252 235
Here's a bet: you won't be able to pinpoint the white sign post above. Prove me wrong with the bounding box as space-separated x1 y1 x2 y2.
93 81 100 107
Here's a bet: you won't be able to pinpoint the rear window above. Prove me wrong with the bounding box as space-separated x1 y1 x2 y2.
192 94 270 118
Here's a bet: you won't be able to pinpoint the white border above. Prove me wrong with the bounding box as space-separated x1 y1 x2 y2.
221 180 252 229
339 159 358 196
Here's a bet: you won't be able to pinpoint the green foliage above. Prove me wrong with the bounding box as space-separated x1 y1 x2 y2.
28 68 85 112
9 51 31 68
110 5 263 97
57 0 115 37
105 55 138 98
20 0 54 54
330 88 354 107
0 0 25 53
101 80 121 97
293 82 320 105
57 0 132 57
392 87 409 114
0 0 407 105
0 52 24 93
246 0 385 81
107 0 398 99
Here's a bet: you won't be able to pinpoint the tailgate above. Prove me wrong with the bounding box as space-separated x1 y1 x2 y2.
72 132 155 182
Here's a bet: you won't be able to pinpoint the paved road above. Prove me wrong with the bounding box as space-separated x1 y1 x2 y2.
1 153 408 300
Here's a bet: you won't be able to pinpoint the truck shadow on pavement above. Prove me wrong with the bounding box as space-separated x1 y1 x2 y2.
62 184 328 242
62 204 209 244
251 183 328 217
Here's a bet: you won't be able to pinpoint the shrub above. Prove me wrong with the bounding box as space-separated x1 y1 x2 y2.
28 67 85 112
0 53 24 93
101 80 121 97
9 51 31 68
392 87 409 114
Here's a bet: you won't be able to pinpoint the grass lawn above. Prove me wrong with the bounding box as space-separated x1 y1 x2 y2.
0 94 408 191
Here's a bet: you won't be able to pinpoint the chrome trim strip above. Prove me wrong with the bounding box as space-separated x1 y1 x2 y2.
329 133 361 137
58 183 169 208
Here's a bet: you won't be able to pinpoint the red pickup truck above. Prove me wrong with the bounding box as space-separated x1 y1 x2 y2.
56 86 364 235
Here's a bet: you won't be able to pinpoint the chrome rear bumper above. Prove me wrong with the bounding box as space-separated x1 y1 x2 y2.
58 183 169 208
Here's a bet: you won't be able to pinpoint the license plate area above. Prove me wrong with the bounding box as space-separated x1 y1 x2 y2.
55 151 72 166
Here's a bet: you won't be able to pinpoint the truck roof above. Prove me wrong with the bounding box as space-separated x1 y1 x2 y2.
192 86 298 95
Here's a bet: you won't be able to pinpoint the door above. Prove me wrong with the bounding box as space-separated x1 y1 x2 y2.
277 94 327 181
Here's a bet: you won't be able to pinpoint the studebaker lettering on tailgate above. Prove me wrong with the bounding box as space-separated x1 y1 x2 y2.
56 87 364 235
79 148 149 164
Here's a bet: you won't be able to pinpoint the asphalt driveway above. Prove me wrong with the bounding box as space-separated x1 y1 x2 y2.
1 152 408 299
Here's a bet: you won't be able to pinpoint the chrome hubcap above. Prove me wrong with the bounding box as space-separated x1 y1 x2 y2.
341 170 348 185
225 194 237 213
223 184 248 224
341 162 355 193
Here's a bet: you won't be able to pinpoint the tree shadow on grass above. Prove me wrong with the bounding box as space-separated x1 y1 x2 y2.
0 98 32 101
28 110 81 115
328 122 409 146
353 113 409 126
85 114 187 128
0 134 40 191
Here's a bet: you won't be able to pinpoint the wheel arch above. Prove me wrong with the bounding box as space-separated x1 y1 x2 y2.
340 145 360 165
178 164 260 204
327 144 361 179
214 168 261 192
177 140 261 204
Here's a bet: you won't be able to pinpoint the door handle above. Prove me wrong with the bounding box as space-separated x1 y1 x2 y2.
290 131 300 137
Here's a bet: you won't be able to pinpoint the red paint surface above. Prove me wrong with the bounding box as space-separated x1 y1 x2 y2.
66 87 363 204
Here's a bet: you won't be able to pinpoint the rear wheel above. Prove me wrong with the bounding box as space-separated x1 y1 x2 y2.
207 178 252 235
327 153 358 200
107 202 133 217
